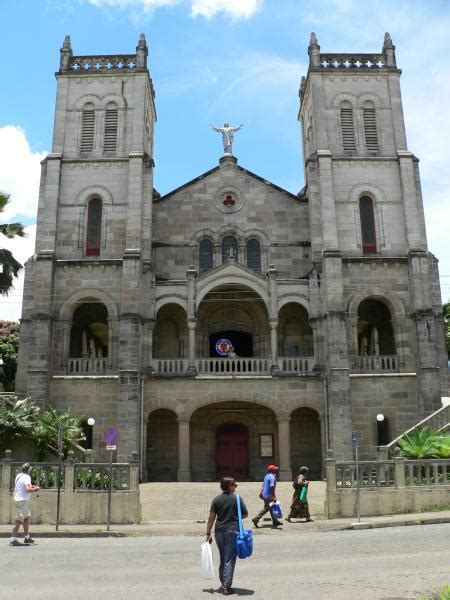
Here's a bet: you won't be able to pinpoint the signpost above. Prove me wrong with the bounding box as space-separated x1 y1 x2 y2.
352 431 361 523
103 427 121 531
55 423 64 532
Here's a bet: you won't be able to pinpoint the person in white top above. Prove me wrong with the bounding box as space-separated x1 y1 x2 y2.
10 463 40 546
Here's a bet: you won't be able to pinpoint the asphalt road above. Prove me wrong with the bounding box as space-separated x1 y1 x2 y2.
1 524 449 599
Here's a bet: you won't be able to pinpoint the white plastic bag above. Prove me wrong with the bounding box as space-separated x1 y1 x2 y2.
200 541 215 579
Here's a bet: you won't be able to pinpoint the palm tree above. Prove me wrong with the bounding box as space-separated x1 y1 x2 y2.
0 191 26 296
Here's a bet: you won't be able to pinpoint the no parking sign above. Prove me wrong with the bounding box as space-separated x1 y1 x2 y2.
103 427 121 448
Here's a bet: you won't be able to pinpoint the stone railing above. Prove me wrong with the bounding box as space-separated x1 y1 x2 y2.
319 54 387 70
149 356 316 377
69 55 138 72
67 358 109 375
353 355 399 373
276 357 316 374
196 357 271 375
75 463 131 491
326 455 450 518
0 450 140 524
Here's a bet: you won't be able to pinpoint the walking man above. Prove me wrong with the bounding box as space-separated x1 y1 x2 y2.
252 464 283 528
10 463 40 546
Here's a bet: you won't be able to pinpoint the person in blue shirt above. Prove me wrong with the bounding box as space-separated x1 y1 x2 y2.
252 464 283 528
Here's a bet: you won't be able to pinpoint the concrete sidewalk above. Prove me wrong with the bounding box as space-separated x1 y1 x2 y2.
1 510 450 538
1 480 449 537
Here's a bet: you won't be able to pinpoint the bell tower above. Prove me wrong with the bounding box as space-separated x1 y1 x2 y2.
299 33 445 459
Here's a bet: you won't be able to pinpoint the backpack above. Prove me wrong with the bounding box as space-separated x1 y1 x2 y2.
235 494 253 559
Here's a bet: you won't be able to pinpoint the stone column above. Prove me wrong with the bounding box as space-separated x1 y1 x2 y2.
187 320 197 374
177 418 191 481
277 417 292 481
269 320 278 364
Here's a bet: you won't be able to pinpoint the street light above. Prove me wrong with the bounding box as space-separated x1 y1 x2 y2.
376 413 385 422
87 417 95 450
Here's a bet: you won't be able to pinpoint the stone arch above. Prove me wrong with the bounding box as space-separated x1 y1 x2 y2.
357 92 384 109
278 302 314 357
330 92 358 108
290 407 322 479
60 288 118 321
74 94 101 109
190 400 278 481
277 295 310 313
154 302 188 358
146 408 178 481
99 93 127 110
197 275 268 309
347 288 405 319
154 295 188 317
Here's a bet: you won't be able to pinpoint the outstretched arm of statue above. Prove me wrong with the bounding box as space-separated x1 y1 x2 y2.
211 124 223 132
232 124 244 132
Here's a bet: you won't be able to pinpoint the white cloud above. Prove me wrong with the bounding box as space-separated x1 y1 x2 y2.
86 0 180 12
0 225 36 322
84 0 262 19
191 0 262 19
0 126 46 222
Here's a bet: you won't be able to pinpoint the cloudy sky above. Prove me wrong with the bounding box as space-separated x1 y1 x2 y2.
0 0 449 320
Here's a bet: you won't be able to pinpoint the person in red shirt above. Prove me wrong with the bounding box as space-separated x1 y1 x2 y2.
252 465 283 528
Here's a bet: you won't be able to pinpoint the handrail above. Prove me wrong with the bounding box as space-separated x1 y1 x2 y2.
384 404 450 450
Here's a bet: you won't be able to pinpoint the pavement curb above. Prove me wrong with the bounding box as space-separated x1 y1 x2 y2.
1 516 449 537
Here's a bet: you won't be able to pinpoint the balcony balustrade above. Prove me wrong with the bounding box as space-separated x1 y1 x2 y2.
67 357 109 374
353 354 399 373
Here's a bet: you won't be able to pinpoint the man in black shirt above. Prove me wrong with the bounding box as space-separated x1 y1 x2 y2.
205 477 248 595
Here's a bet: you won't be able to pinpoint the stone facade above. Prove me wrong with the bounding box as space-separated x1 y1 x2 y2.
16 33 447 482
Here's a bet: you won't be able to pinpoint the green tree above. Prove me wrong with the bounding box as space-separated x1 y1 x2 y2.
33 406 86 461
0 320 19 391
444 302 450 357
0 191 26 296
0 396 40 444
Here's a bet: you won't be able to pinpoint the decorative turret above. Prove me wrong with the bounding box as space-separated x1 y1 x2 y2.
308 32 321 67
382 32 396 67
136 33 148 68
59 35 72 71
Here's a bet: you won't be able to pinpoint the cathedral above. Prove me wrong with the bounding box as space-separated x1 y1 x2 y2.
16 33 447 481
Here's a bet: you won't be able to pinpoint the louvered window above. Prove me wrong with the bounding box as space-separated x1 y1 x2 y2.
222 236 238 263
104 109 118 151
359 196 377 254
246 239 261 272
199 239 213 274
340 108 356 151
80 109 95 153
363 108 379 151
86 198 102 256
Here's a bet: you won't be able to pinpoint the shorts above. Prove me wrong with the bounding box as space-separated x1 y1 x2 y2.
14 500 31 522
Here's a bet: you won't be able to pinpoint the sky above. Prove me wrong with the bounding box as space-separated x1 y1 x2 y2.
0 0 449 321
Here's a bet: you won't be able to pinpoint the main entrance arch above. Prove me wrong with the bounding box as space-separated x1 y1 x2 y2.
215 423 249 480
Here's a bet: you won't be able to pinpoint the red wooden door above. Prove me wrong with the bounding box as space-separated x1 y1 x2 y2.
215 429 249 480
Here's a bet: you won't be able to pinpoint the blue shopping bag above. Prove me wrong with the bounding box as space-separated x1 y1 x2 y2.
271 501 283 519
235 494 253 559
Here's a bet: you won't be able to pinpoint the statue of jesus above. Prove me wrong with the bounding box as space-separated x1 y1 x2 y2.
211 122 244 155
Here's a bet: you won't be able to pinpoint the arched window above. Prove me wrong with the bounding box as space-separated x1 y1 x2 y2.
340 102 356 151
357 299 395 355
104 103 118 152
70 302 109 358
80 104 95 153
363 102 379 152
246 238 261 272
359 196 377 254
86 197 102 256
222 236 238 263
199 239 214 274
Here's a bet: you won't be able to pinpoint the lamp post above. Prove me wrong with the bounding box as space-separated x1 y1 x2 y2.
376 413 385 422
87 417 95 450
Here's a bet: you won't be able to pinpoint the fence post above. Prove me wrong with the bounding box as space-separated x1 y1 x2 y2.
394 456 405 488
1 450 13 524
2 449 12 489
84 449 93 464
324 451 336 518
130 451 140 490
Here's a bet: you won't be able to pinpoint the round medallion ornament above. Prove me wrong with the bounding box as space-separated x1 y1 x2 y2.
215 338 233 356
214 186 244 214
